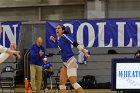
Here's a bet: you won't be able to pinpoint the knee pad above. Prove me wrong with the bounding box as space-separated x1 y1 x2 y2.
72 83 81 90
67 68 77 78
59 85 66 90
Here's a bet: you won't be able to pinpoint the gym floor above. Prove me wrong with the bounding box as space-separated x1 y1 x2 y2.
0 85 118 93
0 88 113 93
0 89 112 93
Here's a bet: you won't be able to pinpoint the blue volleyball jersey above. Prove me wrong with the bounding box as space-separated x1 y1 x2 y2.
58 34 74 62
42 62 52 70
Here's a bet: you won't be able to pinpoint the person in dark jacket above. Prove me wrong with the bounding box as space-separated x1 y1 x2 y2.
30 37 45 93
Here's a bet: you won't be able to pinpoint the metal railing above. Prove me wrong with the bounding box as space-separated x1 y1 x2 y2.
23 49 30 80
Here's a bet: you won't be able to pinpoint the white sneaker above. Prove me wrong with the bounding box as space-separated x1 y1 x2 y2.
45 88 48 92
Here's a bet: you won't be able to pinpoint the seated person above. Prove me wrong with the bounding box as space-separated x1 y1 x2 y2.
78 49 90 64
42 57 54 92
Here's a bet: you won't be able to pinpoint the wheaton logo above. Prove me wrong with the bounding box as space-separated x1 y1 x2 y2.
118 71 140 78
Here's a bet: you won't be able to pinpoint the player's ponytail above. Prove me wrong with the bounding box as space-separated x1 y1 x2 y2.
57 24 71 34
64 30 71 34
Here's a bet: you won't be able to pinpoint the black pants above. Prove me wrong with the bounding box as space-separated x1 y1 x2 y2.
43 71 53 88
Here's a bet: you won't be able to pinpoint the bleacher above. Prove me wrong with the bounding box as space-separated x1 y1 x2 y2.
46 47 138 86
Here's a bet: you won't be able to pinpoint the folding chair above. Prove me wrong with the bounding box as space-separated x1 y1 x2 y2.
0 66 15 93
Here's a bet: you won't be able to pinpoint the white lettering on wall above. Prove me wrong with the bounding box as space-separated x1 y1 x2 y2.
77 22 95 47
2 25 18 46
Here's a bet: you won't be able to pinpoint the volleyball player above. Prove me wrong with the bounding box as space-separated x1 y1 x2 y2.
50 24 90 93
0 42 20 63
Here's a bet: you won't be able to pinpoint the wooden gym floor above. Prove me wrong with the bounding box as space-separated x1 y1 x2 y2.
0 85 117 93
0 88 115 93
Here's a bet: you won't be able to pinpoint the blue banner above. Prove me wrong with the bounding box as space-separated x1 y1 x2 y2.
46 19 140 48
0 21 21 48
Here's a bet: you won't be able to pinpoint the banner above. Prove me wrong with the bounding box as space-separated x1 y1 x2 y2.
0 21 21 48
46 19 140 48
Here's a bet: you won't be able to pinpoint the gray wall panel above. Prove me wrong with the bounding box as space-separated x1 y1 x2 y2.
46 47 139 55
47 54 134 62
42 5 84 20
0 7 39 21
78 62 111 70
77 69 111 76
108 0 140 18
